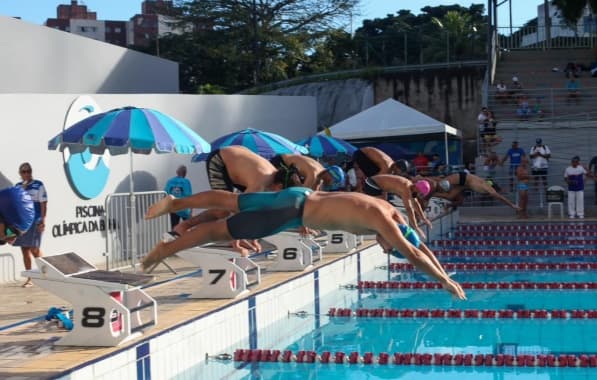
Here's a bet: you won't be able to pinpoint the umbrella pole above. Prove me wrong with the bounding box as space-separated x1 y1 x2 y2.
129 150 137 271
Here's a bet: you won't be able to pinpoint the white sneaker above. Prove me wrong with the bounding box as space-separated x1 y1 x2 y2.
578 215 584 219
569 215 575 219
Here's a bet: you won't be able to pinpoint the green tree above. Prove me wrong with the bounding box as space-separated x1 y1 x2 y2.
552 0 597 26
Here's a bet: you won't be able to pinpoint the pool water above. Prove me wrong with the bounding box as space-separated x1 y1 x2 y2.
182 222 597 380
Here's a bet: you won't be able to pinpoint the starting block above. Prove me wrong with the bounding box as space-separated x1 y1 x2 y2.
322 230 361 253
22 253 157 347
176 243 260 299
264 231 323 272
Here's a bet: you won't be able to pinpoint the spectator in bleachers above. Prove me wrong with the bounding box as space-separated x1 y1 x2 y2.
564 62 581 78
500 140 526 193
516 156 530 219
412 152 429 175
482 110 502 148
533 97 545 120
496 80 508 103
510 75 523 99
566 78 580 104
483 150 499 179
529 138 551 196
429 153 446 176
516 95 531 120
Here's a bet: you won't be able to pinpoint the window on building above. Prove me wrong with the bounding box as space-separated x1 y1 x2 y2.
115 27 121 33
106 26 111 33
583 16 597 34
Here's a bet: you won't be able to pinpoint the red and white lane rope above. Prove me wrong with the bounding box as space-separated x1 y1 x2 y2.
434 239 597 247
458 224 597 232
233 349 597 367
433 249 596 257
455 231 592 238
327 307 597 320
388 262 597 272
357 281 597 290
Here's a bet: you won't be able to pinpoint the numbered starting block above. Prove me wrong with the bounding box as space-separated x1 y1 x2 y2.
176 243 261 299
322 231 361 253
22 253 157 347
264 231 323 272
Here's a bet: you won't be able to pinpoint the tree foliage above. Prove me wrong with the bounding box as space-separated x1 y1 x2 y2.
552 0 597 26
152 1 487 93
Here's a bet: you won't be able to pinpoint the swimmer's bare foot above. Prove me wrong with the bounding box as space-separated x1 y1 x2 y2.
141 243 166 272
145 195 175 219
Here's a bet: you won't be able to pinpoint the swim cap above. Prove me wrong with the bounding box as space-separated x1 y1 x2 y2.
415 180 431 196
325 165 345 190
389 224 421 259
439 179 451 192
394 159 410 173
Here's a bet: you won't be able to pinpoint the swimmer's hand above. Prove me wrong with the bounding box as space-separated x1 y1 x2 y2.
299 226 318 237
441 278 467 300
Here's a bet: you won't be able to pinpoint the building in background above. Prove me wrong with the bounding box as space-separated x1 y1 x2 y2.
44 0 179 49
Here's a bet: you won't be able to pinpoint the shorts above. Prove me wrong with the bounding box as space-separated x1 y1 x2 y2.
269 154 285 169
227 187 312 239
353 150 380 177
13 224 42 248
532 168 548 176
205 150 246 192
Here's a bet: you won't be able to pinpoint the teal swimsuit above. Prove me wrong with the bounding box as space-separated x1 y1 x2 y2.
227 187 313 239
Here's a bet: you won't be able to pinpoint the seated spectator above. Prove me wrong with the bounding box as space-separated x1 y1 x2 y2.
483 150 499 179
496 80 508 103
567 78 580 103
516 96 531 119
412 152 430 175
533 97 545 119
510 75 523 99
564 62 581 78
429 154 446 176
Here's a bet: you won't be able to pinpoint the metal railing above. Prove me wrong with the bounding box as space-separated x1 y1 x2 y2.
487 86 597 121
105 191 169 270
498 25 597 50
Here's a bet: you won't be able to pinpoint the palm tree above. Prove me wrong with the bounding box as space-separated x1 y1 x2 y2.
431 11 478 61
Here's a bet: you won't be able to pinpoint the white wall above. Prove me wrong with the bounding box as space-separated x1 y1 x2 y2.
0 16 178 93
0 93 317 280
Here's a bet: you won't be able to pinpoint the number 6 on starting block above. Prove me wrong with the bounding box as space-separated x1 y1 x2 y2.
265 232 322 271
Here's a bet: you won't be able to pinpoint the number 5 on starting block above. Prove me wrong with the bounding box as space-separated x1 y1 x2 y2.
323 231 360 253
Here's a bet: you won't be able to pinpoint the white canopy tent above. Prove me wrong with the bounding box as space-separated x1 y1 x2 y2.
327 98 462 166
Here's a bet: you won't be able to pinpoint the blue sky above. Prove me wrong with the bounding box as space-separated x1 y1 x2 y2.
0 0 539 28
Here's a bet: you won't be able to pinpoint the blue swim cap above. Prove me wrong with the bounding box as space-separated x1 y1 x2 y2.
390 224 421 259
325 165 345 190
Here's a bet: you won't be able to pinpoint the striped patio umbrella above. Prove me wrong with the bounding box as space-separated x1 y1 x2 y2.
48 106 211 155
48 106 210 266
192 127 308 162
296 135 357 158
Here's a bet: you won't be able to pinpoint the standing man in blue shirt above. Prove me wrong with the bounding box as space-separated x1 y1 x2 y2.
164 165 192 229
500 141 526 193
14 163 47 288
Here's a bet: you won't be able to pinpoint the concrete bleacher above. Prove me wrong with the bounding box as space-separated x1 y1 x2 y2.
488 49 597 120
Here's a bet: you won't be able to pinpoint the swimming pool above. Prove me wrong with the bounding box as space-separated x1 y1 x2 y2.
186 222 597 380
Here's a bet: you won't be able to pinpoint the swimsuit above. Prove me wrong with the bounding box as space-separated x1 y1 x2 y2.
458 171 467 186
353 149 380 177
205 149 247 192
227 187 313 239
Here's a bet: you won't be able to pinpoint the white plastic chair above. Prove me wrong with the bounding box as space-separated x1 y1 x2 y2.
546 185 565 219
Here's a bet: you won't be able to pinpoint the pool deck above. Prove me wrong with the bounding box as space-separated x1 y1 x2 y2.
0 243 370 380
1 213 595 380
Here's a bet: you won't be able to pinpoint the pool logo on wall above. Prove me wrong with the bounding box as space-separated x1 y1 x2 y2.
62 96 110 199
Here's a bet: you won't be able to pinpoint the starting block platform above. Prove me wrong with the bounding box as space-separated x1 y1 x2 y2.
264 231 323 272
176 243 261 299
22 252 157 347
322 230 362 253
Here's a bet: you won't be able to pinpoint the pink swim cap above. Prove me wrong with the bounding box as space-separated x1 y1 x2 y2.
415 180 431 196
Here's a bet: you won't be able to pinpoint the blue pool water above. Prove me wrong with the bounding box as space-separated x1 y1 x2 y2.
184 224 597 380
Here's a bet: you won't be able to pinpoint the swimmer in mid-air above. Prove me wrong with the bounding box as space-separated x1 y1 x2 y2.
143 188 466 300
